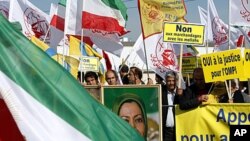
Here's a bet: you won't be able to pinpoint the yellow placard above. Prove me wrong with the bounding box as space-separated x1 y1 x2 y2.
201 49 244 82
79 57 99 72
163 22 205 45
243 49 250 79
176 104 250 141
179 56 201 73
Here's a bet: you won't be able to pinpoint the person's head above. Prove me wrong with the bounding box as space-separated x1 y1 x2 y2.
165 71 177 92
193 68 206 90
119 64 129 77
112 93 147 139
77 71 85 83
84 71 99 85
128 67 143 84
105 70 119 85
155 73 164 84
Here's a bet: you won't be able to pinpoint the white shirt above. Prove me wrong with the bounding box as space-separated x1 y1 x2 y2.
166 90 175 127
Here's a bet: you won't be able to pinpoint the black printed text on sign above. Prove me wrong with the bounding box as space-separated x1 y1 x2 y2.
163 22 205 45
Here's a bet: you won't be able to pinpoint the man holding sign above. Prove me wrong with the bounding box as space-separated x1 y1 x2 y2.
179 68 212 110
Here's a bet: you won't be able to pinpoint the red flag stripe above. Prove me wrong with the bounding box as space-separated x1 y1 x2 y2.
82 12 127 36
50 15 65 31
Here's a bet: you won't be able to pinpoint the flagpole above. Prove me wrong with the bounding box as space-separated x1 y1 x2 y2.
142 39 150 80
207 0 209 53
178 44 183 89
228 0 231 50
43 26 51 43
79 29 84 83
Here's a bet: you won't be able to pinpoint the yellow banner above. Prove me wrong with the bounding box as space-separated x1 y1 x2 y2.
138 0 186 38
79 57 99 72
176 104 250 141
201 49 244 82
163 23 205 45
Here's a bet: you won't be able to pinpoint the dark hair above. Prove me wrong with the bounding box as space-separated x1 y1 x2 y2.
119 64 129 73
84 71 98 82
130 67 143 80
193 67 203 76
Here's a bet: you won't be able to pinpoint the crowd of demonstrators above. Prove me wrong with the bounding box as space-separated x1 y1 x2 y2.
75 66 250 141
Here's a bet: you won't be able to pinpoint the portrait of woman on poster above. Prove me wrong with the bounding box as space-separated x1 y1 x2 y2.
112 93 148 140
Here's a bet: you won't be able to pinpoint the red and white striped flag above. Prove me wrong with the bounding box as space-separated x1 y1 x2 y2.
64 0 127 57
49 2 65 49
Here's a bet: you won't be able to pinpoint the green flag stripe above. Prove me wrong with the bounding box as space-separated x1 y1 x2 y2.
101 0 128 21
59 0 66 7
0 15 143 141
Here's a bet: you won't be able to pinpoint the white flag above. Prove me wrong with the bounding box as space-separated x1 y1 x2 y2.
230 0 250 26
9 0 50 42
207 0 247 51
198 6 208 42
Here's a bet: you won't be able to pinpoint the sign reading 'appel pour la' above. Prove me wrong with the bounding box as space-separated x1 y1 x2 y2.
163 22 205 45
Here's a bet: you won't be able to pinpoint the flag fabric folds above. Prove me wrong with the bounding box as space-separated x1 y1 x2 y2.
64 0 125 57
0 0 9 19
138 0 186 38
9 0 50 42
82 0 127 36
0 15 144 141
230 0 250 26
49 2 65 49
138 0 187 79
207 0 246 51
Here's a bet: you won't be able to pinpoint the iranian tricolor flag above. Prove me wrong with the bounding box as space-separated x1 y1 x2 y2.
50 0 66 31
64 0 127 57
82 0 127 36
0 15 143 141
49 0 66 49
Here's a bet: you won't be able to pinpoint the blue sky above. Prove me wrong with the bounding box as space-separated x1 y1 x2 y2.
29 0 228 41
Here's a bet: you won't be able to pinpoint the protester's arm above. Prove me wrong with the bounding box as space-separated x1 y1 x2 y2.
178 88 202 110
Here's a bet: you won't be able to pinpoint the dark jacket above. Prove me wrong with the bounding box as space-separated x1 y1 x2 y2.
179 83 211 110
162 86 179 131
219 90 245 103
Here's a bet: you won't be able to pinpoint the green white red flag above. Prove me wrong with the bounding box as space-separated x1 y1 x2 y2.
0 14 143 141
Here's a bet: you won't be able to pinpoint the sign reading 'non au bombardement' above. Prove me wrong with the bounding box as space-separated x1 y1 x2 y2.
163 22 205 45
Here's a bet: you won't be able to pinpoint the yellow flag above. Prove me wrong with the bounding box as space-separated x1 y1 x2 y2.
69 36 82 56
138 0 187 37
57 54 80 79
31 36 49 51
69 36 102 59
